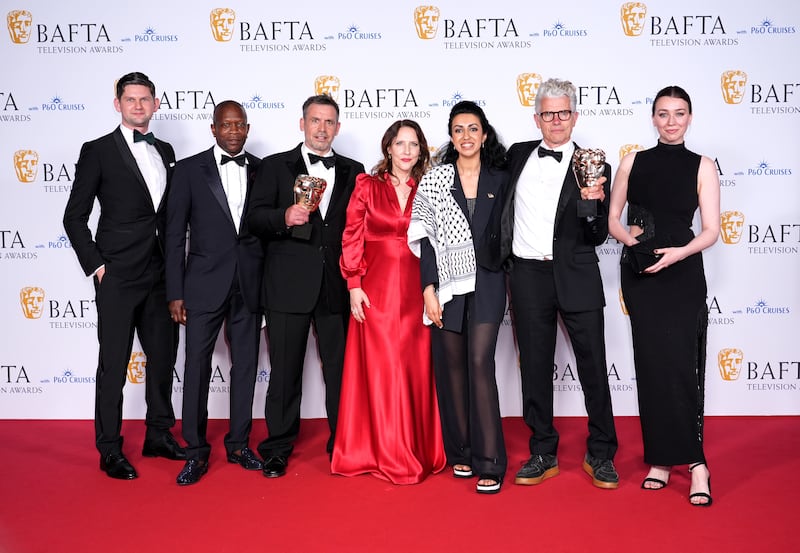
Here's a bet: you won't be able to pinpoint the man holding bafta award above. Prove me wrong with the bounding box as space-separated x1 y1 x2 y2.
246 94 365 478
490 78 619 489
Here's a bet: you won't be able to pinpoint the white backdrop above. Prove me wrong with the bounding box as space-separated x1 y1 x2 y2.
2 0 798 421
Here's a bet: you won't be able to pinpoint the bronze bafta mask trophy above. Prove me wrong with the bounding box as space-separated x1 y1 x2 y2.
292 174 327 239
572 148 605 218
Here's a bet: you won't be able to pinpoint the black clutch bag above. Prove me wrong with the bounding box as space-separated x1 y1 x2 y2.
621 238 664 273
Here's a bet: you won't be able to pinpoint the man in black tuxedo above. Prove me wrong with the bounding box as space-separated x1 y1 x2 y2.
246 94 365 478
165 101 264 485
63 72 185 480
497 78 619 489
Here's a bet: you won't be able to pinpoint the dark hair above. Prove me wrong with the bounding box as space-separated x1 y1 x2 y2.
652 85 692 115
213 100 247 125
302 94 340 119
438 101 507 169
116 72 156 100
372 119 431 185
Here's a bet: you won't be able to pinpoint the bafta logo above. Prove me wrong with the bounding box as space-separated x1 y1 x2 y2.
619 144 644 160
721 70 748 105
618 289 629 316
620 2 647 37
314 75 341 102
718 348 744 381
127 352 147 384
13 149 39 183
210 7 236 42
20 286 45 319
516 73 543 107
720 210 745 244
7 9 32 44
414 5 440 39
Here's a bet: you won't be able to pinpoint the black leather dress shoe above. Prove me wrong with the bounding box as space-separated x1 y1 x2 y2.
262 455 288 478
227 447 263 471
142 433 187 460
176 459 208 486
100 453 138 480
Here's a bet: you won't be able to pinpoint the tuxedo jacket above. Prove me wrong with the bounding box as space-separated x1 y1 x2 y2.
164 147 263 314
494 140 611 313
246 143 365 314
421 164 509 329
63 126 176 280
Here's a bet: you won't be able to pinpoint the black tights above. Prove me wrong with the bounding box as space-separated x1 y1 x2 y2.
432 319 507 479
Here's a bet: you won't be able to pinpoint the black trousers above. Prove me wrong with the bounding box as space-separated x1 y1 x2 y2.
509 258 617 460
182 277 260 461
431 294 507 479
258 297 347 458
93 263 178 457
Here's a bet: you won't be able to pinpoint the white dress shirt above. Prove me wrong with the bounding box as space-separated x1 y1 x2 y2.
301 144 336 218
119 125 167 210
512 142 574 260
214 145 247 233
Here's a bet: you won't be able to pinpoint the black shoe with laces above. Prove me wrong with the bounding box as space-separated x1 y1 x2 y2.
582 453 619 489
514 453 559 485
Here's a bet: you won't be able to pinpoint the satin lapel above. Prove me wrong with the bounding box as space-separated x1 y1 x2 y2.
554 141 579 230
472 166 501 238
242 153 259 220
112 128 153 209
202 148 237 231
326 155 349 218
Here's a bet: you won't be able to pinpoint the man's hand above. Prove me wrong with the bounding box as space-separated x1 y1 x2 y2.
168 300 187 325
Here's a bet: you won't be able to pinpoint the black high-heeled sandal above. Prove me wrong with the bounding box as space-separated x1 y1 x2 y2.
453 464 473 478
688 462 713 507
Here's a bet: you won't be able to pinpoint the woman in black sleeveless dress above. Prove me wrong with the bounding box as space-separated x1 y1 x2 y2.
608 86 720 506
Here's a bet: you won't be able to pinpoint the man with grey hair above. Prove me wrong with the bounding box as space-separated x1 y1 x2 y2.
490 78 619 489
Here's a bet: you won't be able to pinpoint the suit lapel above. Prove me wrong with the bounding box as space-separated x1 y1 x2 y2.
112 128 154 209
553 141 580 230
202 148 237 231
326 150 350 219
472 166 501 238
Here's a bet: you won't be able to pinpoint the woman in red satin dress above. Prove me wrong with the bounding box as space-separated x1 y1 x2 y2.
331 120 446 484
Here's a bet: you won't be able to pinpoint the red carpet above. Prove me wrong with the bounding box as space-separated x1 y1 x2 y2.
0 416 796 553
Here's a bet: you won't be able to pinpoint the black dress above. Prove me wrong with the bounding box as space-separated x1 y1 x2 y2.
621 141 708 466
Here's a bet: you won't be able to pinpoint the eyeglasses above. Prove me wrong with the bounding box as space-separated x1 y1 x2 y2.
538 110 573 122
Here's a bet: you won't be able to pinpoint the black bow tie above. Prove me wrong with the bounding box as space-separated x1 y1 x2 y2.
221 154 246 166
537 147 563 162
133 130 156 145
308 153 336 169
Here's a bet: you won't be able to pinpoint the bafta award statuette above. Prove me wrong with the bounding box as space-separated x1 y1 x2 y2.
572 148 605 218
292 174 327 240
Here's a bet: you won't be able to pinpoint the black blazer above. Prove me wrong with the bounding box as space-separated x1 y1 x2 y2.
495 140 610 313
63 126 176 280
246 143 365 314
420 163 509 330
164 147 263 313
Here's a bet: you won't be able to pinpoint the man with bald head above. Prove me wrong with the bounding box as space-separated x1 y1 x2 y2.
165 100 264 485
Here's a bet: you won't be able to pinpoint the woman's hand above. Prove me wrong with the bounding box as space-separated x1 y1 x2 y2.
423 285 443 328
349 287 370 323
